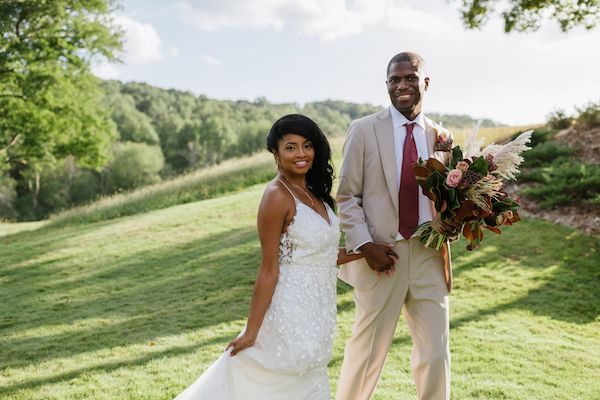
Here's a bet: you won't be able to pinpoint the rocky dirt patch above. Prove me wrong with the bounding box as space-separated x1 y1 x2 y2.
555 126 600 165
516 189 600 235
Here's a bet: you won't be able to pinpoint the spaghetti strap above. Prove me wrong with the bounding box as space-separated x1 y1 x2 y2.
278 179 298 201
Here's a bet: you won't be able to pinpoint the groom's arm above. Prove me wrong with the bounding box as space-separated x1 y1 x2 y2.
336 121 373 253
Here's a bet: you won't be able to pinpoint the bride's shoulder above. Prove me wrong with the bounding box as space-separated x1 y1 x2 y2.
263 179 293 200
260 180 295 210
258 181 296 230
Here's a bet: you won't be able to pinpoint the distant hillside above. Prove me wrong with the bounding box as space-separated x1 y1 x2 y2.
102 80 501 143
0 79 505 222
427 112 502 128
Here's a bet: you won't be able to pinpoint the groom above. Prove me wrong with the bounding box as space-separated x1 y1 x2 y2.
336 52 456 400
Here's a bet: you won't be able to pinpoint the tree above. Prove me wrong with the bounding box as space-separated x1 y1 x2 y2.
0 0 122 211
106 92 160 145
459 0 600 32
103 142 164 193
0 170 17 219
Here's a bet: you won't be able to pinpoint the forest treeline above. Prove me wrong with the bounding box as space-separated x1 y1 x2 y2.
0 80 500 221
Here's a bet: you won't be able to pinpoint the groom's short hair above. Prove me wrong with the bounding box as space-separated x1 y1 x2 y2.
387 52 428 76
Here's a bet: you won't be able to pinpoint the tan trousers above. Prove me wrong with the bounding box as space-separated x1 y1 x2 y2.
336 238 450 400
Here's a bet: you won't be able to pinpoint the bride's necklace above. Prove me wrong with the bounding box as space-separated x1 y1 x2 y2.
282 175 315 208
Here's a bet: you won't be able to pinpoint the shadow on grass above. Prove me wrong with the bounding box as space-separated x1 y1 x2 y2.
1 213 598 397
0 224 261 374
334 218 600 353
0 333 231 396
0 218 122 267
450 218 600 325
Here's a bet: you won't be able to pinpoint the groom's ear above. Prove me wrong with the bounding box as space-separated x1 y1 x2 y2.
424 77 430 91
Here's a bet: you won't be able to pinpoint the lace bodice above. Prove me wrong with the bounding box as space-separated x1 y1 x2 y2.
279 200 340 268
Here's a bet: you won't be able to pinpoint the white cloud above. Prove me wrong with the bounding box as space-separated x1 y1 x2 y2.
115 15 163 64
179 0 449 40
91 62 121 79
179 0 287 31
201 54 223 65
384 6 450 34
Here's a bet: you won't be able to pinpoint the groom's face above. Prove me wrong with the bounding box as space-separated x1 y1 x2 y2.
386 61 429 119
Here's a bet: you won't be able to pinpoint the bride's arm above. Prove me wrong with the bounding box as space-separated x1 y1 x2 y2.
227 185 293 356
337 248 363 265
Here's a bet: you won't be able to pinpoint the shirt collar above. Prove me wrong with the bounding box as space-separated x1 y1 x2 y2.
389 105 425 132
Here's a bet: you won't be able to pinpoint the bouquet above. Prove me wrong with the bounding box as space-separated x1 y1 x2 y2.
413 125 533 251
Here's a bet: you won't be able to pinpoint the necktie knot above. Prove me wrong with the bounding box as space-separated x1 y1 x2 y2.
404 122 416 136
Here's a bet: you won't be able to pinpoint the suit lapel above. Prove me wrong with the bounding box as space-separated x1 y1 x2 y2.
424 116 438 217
374 109 399 213
424 116 436 157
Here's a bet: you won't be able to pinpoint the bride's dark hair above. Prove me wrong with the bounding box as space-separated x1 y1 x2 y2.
266 114 335 210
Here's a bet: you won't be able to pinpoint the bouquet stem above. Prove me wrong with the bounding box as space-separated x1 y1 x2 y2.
415 222 447 250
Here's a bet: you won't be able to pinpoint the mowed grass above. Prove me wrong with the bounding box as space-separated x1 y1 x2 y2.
1 181 599 399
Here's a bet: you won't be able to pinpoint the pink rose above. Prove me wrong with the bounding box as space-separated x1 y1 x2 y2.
445 169 462 187
456 161 469 172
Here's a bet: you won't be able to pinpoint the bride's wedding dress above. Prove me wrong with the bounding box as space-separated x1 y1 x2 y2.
175 191 340 399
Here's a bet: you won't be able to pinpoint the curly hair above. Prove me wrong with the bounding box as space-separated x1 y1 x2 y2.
266 114 335 210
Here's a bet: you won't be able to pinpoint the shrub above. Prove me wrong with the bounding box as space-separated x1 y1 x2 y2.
575 101 600 129
69 169 102 205
521 141 576 169
0 173 17 220
521 162 600 209
103 142 165 193
511 127 556 147
547 109 573 130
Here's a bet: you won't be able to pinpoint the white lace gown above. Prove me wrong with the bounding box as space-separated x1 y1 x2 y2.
174 199 340 400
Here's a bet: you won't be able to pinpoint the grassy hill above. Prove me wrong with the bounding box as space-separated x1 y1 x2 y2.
1 127 598 399
1 183 599 399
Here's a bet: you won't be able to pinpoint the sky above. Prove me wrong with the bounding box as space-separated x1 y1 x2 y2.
92 0 600 126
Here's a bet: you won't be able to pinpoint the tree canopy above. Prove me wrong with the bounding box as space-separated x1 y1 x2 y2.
0 0 122 174
459 0 600 32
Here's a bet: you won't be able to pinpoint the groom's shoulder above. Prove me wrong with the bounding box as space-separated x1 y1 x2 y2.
423 115 453 138
350 108 389 130
423 114 441 128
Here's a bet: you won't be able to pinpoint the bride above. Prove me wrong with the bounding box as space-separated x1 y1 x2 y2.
174 114 361 400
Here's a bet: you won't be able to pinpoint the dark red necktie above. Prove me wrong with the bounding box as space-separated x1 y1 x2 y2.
399 122 419 239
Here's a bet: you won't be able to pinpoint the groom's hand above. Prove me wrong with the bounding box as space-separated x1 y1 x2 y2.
360 242 397 273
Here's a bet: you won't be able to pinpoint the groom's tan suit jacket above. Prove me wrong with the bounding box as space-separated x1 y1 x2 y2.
337 107 453 292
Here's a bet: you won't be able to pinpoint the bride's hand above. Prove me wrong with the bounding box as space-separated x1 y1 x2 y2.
226 333 256 356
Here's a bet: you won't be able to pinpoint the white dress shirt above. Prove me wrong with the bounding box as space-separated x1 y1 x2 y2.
389 105 434 241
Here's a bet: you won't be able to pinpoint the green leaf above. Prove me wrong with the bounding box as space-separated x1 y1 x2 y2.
450 146 463 168
468 156 489 176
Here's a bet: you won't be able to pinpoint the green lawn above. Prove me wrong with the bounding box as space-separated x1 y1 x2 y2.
1 181 598 399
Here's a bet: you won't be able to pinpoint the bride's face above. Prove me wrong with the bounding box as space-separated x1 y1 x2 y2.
275 133 315 176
